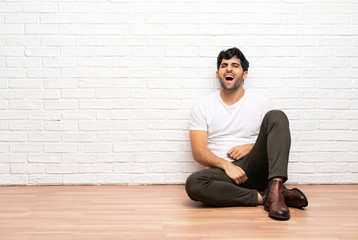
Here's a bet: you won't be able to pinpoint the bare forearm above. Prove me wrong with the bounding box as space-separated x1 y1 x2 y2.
192 147 231 170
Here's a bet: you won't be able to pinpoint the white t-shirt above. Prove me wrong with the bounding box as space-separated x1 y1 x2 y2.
189 90 273 162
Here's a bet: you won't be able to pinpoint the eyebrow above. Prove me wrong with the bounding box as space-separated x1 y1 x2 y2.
220 62 241 66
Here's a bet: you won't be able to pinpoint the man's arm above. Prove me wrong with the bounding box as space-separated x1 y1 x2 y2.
190 130 248 185
227 144 254 160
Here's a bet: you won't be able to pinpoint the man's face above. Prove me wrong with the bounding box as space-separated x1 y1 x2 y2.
216 57 247 93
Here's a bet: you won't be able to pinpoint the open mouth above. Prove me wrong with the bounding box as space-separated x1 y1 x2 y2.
224 74 234 81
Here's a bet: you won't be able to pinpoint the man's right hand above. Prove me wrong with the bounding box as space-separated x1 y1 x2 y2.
222 162 248 185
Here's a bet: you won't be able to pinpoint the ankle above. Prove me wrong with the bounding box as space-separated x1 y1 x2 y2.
257 192 264 205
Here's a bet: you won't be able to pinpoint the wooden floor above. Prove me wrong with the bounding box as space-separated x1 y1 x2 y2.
0 185 357 240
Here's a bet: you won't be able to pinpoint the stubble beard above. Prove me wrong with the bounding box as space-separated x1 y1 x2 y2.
219 74 244 93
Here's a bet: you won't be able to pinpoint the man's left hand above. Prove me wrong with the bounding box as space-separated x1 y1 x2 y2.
227 144 254 160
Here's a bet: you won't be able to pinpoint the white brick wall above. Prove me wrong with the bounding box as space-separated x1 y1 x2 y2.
0 0 357 185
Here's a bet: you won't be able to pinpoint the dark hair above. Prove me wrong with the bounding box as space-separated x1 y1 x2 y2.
217 47 249 72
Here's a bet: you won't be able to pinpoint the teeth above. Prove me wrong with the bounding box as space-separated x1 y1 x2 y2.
225 74 234 80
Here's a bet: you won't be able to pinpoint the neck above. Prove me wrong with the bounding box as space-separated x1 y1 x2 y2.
220 87 245 106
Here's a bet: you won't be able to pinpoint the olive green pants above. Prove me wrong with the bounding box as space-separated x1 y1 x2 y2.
185 110 291 207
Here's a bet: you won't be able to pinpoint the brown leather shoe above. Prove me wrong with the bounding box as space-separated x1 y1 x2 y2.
283 186 308 208
264 180 290 220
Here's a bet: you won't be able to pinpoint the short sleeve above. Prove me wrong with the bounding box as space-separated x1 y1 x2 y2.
189 102 207 131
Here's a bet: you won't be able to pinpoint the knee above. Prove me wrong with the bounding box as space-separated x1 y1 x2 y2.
185 172 202 200
264 110 289 127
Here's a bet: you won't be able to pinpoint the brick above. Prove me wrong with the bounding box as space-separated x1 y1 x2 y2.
60 24 127 35
79 100 112 109
0 132 26 142
62 89 95 99
131 131 166 141
44 121 78 131
61 68 95 78
44 100 78 110
0 175 27 185
0 68 25 78
62 153 96 163
0 154 27 163
9 121 42 131
133 152 166 163
5 14 38 24
25 47 59 57
62 110 95 120
6 36 40 46
131 174 165 185
79 121 112 131
0 143 8 153
61 47 94 57
10 144 42 153
7 57 41 68
28 154 61 164
0 111 26 120
23 3 57 13
96 110 130 120
96 133 130 142
63 175 96 185
95 68 129 78
62 133 96 143
45 164 79 174
79 144 112 153
96 174 131 185
0 3 22 13
26 90 60 99
42 36 75 47
96 89 130 99
113 121 145 131
28 133 60 142
80 164 112 173
27 68 60 79
79 78 112 88
0 25 24 34
44 144 78 153
28 111 61 120
78 58 111 67
95 47 129 56
96 153 130 163
40 14 73 24
113 142 146 152
9 79 43 89
29 175 62 185
25 24 58 35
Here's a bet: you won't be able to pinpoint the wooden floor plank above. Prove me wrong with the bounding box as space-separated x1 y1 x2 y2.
0 185 357 240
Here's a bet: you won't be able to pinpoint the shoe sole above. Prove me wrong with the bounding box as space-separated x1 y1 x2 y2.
264 205 290 220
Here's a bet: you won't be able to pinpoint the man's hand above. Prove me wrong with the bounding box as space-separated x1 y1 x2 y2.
227 144 254 160
223 162 248 185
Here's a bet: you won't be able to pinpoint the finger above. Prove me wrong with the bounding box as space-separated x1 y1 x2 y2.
234 153 242 160
242 176 248 183
227 149 234 156
229 151 236 159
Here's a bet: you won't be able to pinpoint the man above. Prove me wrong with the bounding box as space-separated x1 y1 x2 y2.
185 47 308 220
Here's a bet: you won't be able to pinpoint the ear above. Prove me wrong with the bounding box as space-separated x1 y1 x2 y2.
216 71 219 79
243 71 248 80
